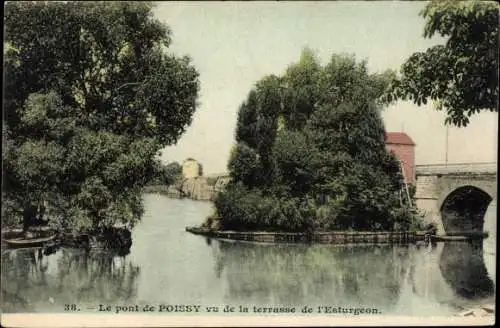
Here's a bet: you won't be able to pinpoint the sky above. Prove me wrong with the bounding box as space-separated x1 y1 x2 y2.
155 1 498 175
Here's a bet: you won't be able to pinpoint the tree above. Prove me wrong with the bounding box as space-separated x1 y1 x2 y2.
281 48 322 130
149 161 182 186
3 2 199 235
235 90 259 149
215 50 411 232
227 143 260 187
388 0 499 127
165 162 183 184
305 57 405 230
233 75 282 188
272 130 315 197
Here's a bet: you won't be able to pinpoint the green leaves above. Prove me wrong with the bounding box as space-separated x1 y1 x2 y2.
11 140 66 200
282 48 322 130
217 50 411 232
3 2 200 232
391 0 499 127
273 130 315 196
228 143 261 187
149 161 183 186
4 1 199 141
134 54 199 144
215 183 312 232
235 90 260 148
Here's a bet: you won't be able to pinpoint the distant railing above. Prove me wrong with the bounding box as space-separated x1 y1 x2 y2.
416 162 497 175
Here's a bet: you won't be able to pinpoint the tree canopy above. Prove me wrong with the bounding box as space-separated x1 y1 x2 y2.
388 0 499 127
149 161 183 186
3 2 200 234
215 50 414 233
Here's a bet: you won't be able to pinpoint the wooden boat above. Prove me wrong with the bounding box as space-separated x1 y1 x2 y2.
2 227 54 238
4 234 56 248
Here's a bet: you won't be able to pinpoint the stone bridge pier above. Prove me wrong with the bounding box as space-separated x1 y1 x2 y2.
414 163 497 236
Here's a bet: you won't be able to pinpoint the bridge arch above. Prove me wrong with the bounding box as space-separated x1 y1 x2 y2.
439 184 494 234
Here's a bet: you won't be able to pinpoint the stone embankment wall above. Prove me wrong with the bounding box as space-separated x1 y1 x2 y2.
186 227 425 244
181 175 230 201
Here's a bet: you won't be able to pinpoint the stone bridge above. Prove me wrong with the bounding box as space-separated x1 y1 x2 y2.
414 163 497 235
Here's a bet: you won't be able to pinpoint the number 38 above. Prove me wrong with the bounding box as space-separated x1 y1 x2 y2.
64 304 78 311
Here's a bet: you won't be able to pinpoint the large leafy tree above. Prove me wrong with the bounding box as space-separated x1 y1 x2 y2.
216 50 411 232
3 2 199 234
388 0 499 127
304 56 404 230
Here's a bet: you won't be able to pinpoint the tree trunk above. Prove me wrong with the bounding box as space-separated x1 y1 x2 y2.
22 203 38 235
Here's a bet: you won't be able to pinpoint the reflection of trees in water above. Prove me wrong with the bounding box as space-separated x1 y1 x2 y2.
55 248 140 303
213 242 411 307
1 249 48 312
439 241 494 299
1 247 140 313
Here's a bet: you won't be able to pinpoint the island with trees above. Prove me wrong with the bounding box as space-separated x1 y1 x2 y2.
188 0 498 243
188 49 424 243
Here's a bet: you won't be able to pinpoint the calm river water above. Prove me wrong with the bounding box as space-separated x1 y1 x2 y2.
1 194 496 315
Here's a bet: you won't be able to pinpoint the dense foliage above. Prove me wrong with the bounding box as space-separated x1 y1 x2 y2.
2 2 199 234
149 161 183 186
388 0 499 127
215 50 413 232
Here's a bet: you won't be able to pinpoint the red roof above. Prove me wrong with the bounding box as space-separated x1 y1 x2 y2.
385 132 415 146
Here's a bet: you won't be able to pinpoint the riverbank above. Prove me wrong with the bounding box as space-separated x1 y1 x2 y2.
143 185 183 198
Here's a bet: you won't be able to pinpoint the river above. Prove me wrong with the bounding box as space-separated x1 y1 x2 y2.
1 194 496 315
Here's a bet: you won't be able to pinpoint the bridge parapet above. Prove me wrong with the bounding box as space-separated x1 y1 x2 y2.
416 162 497 176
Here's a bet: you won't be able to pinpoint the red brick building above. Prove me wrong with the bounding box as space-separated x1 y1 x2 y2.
385 132 415 185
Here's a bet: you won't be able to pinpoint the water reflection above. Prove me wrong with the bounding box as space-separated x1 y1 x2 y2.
211 240 495 315
214 242 410 310
439 241 494 299
1 247 140 313
1 197 496 315
1 240 495 315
